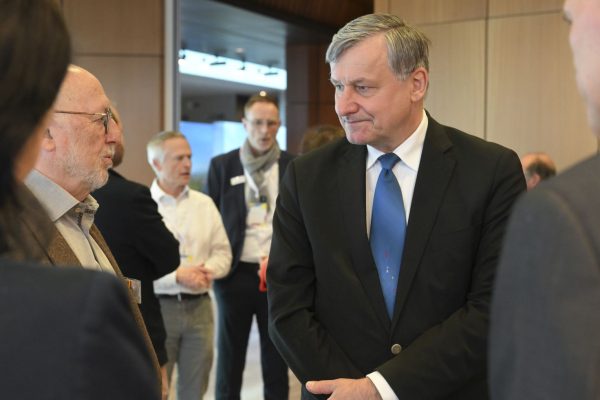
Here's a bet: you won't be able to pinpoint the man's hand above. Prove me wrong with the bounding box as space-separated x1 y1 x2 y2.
175 264 212 290
160 365 169 400
306 378 382 400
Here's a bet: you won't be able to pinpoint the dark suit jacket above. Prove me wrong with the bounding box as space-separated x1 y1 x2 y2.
490 154 600 400
93 169 180 365
19 192 162 388
206 148 294 284
267 116 525 399
0 259 159 399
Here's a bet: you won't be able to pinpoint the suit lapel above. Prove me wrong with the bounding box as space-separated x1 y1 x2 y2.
391 117 455 329
337 143 391 331
90 224 123 278
47 230 81 266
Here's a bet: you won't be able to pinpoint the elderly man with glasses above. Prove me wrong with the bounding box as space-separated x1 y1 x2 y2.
23 64 162 392
207 93 294 399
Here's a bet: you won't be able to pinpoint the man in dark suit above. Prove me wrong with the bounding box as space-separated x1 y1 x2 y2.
267 14 525 400
207 94 294 399
0 259 158 400
490 1 600 399
94 108 180 399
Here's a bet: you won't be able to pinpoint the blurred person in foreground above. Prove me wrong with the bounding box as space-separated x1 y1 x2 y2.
94 106 180 399
0 0 158 399
520 151 557 189
490 1 600 399
300 124 345 154
267 13 525 400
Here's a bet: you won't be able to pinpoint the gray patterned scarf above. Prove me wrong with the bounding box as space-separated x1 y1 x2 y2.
239 139 280 199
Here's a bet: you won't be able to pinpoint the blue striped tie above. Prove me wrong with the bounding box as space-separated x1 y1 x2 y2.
370 153 406 318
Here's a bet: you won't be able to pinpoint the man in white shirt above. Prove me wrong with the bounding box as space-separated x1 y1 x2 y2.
147 131 232 400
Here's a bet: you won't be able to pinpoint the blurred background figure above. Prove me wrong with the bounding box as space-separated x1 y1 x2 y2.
521 152 557 189
94 106 180 400
147 130 231 400
207 94 292 400
299 124 345 154
0 0 158 399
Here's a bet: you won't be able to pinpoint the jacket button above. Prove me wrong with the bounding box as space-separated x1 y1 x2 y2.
391 344 402 355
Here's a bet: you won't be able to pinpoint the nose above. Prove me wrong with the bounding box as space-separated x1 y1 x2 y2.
335 88 359 117
259 122 270 134
105 118 119 143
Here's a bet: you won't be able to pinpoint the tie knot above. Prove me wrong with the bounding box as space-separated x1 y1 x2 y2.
378 153 400 171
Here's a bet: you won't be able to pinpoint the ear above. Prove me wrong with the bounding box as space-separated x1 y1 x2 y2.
242 117 250 131
152 157 162 172
41 128 56 152
410 67 429 102
528 174 541 189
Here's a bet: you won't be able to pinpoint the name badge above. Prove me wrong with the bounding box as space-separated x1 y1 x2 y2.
247 202 268 226
125 278 142 304
230 175 246 186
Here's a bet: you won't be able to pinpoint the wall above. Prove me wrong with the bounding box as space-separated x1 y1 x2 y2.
376 0 597 171
61 0 164 185
285 43 340 154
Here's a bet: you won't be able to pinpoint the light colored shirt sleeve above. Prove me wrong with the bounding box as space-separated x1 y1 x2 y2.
153 269 180 293
367 372 399 400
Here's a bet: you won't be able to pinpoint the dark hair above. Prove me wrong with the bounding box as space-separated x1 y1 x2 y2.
300 124 345 154
524 158 557 181
244 94 279 116
0 0 71 257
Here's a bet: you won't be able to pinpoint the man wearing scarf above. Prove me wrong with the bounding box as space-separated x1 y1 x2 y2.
207 94 294 400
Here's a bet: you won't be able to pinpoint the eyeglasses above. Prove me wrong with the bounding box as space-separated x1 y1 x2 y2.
54 107 114 134
246 119 279 128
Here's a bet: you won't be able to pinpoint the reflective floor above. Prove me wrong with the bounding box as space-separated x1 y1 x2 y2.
169 310 301 399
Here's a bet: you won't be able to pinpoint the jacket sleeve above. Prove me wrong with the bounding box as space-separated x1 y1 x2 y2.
268 160 364 385
204 200 232 279
132 185 180 280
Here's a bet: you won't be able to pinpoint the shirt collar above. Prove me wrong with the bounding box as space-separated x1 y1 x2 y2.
150 179 189 203
366 110 428 172
25 169 79 222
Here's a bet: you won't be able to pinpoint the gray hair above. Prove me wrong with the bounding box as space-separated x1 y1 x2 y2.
326 13 431 80
146 130 187 173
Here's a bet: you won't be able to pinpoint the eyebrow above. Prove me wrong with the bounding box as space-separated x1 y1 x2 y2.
329 78 369 85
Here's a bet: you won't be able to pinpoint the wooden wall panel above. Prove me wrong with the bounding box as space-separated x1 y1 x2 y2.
389 0 486 25
74 56 163 185
489 0 563 17
62 0 164 185
421 20 486 138
374 0 390 13
487 12 596 171
62 0 162 55
286 43 338 154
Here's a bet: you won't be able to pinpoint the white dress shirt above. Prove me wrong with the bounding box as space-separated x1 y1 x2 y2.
25 169 115 274
151 181 232 295
365 111 428 400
